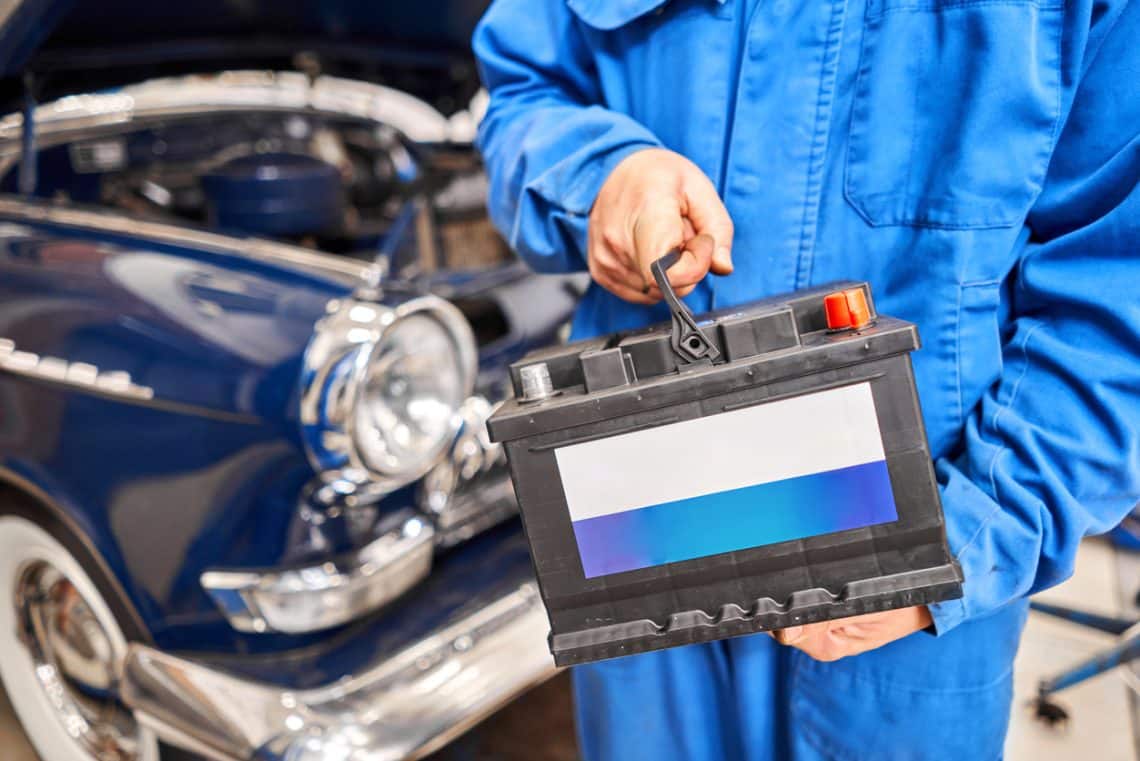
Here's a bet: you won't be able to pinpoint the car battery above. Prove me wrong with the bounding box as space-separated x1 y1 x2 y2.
487 251 962 666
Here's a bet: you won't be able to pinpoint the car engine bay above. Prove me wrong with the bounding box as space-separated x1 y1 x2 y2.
0 73 510 274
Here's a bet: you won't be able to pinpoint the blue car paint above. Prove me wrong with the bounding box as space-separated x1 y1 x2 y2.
0 0 492 79
0 142 104 201
0 213 558 656
0 221 349 648
201 522 535 690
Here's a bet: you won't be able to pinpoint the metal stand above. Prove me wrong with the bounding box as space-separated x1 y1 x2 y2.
1029 600 1140 727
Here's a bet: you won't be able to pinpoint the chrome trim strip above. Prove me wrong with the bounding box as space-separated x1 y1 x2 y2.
122 583 557 761
0 337 154 400
200 510 435 634
427 470 518 549
0 196 370 283
420 397 517 548
0 71 457 155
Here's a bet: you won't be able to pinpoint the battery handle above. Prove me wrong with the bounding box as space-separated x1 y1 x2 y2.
651 249 722 365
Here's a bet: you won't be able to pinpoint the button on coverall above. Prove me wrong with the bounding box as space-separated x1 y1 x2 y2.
473 0 1140 757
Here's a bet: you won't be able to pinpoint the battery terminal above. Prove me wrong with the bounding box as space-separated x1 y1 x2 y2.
824 287 873 331
518 362 557 402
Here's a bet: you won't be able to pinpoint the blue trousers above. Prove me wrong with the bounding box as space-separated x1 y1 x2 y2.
573 601 1028 761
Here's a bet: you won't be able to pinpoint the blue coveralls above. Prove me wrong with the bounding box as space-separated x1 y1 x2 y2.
473 0 1140 757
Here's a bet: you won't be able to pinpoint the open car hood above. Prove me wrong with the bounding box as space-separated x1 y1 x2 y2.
0 0 490 113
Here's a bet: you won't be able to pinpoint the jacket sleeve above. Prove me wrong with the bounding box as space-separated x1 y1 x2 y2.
929 0 1140 633
472 0 662 273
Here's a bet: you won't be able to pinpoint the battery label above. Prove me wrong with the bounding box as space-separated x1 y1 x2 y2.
555 382 898 578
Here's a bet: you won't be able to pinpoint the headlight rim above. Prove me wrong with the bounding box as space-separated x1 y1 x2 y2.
300 292 478 494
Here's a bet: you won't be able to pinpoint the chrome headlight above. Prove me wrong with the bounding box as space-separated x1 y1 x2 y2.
300 294 477 492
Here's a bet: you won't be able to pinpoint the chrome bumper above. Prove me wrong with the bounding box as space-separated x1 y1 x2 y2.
121 583 557 761
199 510 436 634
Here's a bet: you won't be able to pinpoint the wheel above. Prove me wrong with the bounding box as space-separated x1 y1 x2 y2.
0 512 161 761
1031 694 1070 729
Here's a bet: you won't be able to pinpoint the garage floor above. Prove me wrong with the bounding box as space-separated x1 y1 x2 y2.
2 539 1136 761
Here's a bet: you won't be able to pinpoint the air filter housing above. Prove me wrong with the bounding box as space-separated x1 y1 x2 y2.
201 153 343 237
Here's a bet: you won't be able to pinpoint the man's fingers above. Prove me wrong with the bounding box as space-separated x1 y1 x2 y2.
682 217 696 240
666 234 715 289
773 626 805 646
782 625 851 662
773 621 827 647
588 253 657 304
586 149 735 305
596 251 651 294
595 273 658 305
771 607 932 662
643 234 713 298
632 201 685 285
588 219 657 296
682 175 734 274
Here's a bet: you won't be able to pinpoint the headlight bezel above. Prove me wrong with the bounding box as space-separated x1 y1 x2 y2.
300 292 477 494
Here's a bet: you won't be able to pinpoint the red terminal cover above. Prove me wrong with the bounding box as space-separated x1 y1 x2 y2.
844 287 871 328
825 288 871 330
824 291 852 329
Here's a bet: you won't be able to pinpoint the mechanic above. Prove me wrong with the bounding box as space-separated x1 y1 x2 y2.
472 0 1140 758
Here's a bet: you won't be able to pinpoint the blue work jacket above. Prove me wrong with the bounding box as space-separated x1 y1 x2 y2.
475 0 1140 757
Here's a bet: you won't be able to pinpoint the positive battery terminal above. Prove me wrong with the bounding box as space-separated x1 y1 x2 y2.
824 287 873 330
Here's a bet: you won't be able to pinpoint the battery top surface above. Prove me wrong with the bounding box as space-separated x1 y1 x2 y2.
489 281 919 443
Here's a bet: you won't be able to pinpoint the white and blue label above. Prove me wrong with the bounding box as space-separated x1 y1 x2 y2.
554 383 898 578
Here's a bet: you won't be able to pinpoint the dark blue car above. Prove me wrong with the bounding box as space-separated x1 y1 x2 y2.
0 2 580 759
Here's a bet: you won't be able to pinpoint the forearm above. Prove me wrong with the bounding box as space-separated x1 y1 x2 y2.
474 0 661 273
478 102 660 273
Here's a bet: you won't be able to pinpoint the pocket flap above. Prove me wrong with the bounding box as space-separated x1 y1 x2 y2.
566 0 670 29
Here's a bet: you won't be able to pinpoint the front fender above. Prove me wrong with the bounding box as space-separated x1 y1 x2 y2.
0 214 353 648
0 206 578 656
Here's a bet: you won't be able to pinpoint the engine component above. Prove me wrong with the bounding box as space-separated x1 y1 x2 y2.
200 152 344 237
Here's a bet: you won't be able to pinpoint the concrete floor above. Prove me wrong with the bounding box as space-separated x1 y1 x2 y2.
2 539 1137 760
1005 538 1139 761
0 683 31 759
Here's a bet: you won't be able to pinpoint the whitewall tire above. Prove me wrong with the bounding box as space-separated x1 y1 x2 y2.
0 514 160 761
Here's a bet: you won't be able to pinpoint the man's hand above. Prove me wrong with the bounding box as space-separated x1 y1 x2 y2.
771 606 932 662
589 148 734 304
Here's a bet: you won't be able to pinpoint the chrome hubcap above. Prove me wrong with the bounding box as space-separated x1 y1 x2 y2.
15 560 145 760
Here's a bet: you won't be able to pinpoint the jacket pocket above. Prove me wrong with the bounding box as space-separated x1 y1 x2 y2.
566 0 672 29
566 0 730 30
844 0 1064 229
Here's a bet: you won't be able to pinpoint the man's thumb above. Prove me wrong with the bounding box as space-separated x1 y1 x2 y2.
712 244 733 275
682 179 734 275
